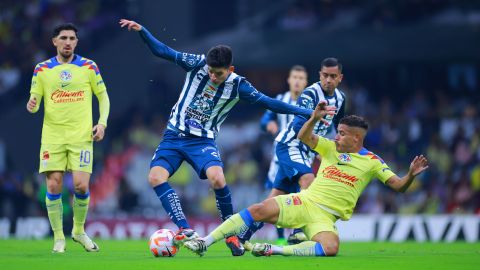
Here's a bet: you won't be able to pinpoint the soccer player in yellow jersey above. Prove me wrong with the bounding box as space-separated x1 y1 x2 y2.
183 102 428 257
26 23 110 253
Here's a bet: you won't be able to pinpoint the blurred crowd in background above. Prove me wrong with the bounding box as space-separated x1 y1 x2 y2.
1 0 479 226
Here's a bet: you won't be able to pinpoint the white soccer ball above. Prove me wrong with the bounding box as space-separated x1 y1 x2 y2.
149 229 178 257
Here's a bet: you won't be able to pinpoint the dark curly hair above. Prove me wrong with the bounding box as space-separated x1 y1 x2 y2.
206 45 233 68
339 115 369 130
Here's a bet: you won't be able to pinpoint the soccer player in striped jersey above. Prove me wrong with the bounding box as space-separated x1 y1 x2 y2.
119 19 312 256
259 65 308 244
239 58 346 247
26 23 110 253
183 107 429 258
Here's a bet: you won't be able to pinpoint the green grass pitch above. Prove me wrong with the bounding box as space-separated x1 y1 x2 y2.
1 239 478 270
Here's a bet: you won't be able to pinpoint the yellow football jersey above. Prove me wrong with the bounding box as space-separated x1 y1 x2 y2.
30 55 107 144
303 136 396 220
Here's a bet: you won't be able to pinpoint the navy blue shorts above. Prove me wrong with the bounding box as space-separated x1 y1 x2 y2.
151 129 223 179
273 142 313 193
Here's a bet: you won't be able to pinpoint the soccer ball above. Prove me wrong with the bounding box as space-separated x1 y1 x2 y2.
149 229 178 257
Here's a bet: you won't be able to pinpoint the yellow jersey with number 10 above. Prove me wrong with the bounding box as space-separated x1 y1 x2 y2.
30 55 106 144
302 136 396 221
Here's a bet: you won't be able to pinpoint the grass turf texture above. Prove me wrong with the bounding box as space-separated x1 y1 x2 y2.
0 240 478 270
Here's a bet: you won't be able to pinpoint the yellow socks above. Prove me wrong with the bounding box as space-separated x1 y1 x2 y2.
282 241 325 256
46 193 64 240
72 192 90 235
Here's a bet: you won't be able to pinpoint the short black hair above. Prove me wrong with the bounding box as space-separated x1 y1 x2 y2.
290 65 307 73
339 115 368 131
206 45 233 68
321 57 342 73
52 23 78 38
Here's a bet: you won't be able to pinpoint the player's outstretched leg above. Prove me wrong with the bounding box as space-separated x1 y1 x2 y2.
185 199 281 256
183 209 259 256
251 241 325 257
252 232 339 257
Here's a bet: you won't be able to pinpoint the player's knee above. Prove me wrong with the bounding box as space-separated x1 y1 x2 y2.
46 181 61 193
46 173 62 193
74 181 89 194
208 172 225 189
323 242 339 256
148 171 168 186
247 203 265 220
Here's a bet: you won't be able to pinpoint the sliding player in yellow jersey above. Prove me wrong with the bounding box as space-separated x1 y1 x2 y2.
26 23 110 253
183 101 428 257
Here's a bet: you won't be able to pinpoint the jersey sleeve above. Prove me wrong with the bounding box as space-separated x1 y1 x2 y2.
30 64 44 97
371 156 396 184
139 27 204 71
88 61 110 126
238 80 312 117
312 135 336 156
88 61 107 95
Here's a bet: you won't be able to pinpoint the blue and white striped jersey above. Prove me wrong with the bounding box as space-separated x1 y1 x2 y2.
138 27 312 139
276 82 346 150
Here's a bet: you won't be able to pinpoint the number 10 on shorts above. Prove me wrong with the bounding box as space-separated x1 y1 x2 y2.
80 150 91 165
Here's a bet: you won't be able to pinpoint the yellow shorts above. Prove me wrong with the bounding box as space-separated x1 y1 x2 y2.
39 142 93 173
274 193 338 239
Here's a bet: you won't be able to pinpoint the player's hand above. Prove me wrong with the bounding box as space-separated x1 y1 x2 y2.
312 101 336 125
409 155 429 177
119 19 142 31
93 124 106 141
266 121 279 135
26 97 37 113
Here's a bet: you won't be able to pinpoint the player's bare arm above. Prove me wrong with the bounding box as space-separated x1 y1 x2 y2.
297 101 336 149
119 19 142 31
386 155 429 192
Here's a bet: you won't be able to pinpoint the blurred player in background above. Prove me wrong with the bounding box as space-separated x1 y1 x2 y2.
239 58 346 247
119 19 313 256
26 23 110 253
183 104 429 257
258 65 308 244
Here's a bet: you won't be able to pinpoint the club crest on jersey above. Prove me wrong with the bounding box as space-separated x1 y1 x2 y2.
338 153 352 163
182 53 200 67
59 70 72 82
285 197 292 205
301 95 314 109
42 151 50 160
191 95 214 113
